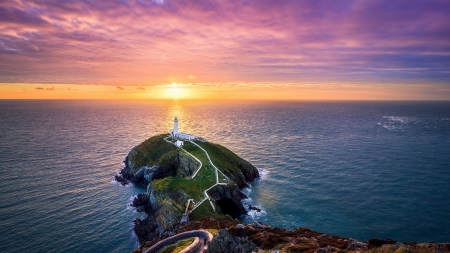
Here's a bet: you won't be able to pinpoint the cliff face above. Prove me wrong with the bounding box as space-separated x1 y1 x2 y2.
148 183 189 234
116 146 200 186
207 184 247 218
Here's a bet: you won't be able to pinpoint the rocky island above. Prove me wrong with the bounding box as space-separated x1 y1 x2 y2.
116 133 449 253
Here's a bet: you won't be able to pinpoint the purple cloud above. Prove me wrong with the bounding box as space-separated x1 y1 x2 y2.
0 0 448 96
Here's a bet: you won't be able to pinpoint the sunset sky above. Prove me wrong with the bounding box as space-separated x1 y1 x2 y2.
1 0 449 100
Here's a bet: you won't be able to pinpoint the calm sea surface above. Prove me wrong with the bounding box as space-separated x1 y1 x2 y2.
0 100 449 252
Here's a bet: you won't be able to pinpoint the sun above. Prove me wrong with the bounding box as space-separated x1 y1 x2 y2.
163 83 190 99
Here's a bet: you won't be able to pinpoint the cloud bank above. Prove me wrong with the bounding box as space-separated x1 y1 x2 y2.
0 0 449 92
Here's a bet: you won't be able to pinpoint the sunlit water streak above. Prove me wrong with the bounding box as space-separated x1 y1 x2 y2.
0 100 449 253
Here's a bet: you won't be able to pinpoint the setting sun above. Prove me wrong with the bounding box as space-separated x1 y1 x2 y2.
163 84 190 99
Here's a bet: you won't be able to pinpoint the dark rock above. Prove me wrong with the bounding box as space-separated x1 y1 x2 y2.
114 175 128 185
119 151 200 186
248 205 261 212
229 225 248 237
347 239 367 251
208 184 247 218
238 191 248 199
120 156 134 180
131 193 152 213
132 193 150 207
236 224 245 229
133 217 159 244
115 156 137 185
208 229 257 253
368 238 397 248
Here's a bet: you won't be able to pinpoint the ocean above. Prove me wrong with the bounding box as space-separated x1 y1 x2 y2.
0 100 449 253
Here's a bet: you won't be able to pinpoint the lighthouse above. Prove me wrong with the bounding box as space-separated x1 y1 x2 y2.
170 116 196 141
173 116 179 134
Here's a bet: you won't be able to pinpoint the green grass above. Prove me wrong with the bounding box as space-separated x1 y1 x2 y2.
183 142 231 182
193 141 243 175
151 174 215 202
183 142 209 165
145 138 243 219
189 199 230 221
182 142 222 182
128 134 176 173
159 238 195 253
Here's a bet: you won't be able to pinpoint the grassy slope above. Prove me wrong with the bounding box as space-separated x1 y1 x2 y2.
128 134 177 173
193 141 243 174
132 134 248 220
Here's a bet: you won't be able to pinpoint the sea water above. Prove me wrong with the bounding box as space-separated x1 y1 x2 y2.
0 100 449 253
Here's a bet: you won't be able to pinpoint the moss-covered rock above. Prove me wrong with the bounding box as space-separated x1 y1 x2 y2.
149 184 189 236
128 134 177 173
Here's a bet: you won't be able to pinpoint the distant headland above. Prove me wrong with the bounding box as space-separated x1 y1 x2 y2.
115 117 449 253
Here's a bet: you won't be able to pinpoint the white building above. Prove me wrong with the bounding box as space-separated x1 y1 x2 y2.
170 116 196 141
175 140 184 147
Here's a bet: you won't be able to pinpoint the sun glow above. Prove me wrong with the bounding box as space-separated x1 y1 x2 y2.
163 83 190 99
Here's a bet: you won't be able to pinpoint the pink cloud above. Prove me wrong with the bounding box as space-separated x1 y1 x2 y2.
0 0 448 95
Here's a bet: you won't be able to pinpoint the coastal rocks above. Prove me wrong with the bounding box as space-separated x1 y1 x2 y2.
133 217 159 244
134 166 158 184
116 151 200 185
150 150 199 180
131 193 152 213
251 221 270 229
234 160 260 184
248 205 262 212
115 156 134 185
114 174 129 185
207 184 247 218
133 185 190 243
236 224 245 229
207 229 257 253
220 161 259 189
148 185 189 236
347 238 367 251
176 152 200 177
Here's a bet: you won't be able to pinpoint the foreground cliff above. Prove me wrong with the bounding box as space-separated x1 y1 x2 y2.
117 134 449 253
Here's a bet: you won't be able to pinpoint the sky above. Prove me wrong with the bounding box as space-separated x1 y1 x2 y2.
0 0 449 100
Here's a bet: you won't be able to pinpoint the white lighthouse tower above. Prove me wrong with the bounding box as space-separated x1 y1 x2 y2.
173 116 179 134
170 116 196 141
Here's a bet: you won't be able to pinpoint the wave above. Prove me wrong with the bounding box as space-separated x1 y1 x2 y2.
257 167 270 180
244 204 267 220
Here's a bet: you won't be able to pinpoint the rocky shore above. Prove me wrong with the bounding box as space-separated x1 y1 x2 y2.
116 134 449 253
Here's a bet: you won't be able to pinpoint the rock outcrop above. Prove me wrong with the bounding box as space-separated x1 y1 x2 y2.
207 184 247 218
116 150 200 186
208 229 257 253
